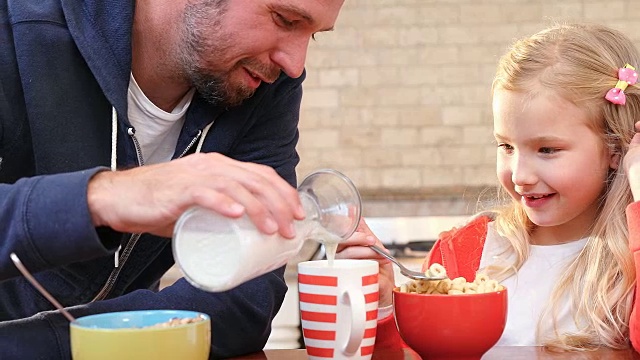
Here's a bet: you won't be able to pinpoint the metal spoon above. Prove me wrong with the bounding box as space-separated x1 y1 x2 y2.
368 244 446 281
10 253 76 322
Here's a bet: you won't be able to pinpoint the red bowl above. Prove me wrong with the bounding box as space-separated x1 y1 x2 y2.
393 288 507 360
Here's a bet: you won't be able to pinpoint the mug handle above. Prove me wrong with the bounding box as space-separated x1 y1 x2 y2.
341 289 366 356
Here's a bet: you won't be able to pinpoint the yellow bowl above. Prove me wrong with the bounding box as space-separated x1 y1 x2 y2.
70 310 210 360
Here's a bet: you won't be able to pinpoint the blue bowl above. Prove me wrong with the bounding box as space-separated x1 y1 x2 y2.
70 310 211 360
72 309 207 329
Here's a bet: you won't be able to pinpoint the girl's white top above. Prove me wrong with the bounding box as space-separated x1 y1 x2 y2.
479 222 588 346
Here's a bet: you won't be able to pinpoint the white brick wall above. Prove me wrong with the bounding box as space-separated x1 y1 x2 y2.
296 0 640 202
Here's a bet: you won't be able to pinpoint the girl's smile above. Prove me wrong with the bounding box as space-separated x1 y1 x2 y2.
519 192 557 208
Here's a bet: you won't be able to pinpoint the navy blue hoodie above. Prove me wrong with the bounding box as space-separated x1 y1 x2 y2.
0 0 303 358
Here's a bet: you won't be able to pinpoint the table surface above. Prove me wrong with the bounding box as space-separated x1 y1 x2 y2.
228 347 640 359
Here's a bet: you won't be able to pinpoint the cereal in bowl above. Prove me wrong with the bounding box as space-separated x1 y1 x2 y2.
143 316 206 328
399 263 505 295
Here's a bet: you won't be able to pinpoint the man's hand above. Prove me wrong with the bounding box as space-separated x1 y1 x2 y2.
87 152 305 238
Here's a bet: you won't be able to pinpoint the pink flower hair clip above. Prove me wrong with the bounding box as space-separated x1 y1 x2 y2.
605 63 638 105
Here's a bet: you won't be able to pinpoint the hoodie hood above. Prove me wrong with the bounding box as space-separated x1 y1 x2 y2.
61 0 134 123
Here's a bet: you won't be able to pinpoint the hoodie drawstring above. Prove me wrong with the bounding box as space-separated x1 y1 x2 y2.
111 108 122 267
195 121 213 154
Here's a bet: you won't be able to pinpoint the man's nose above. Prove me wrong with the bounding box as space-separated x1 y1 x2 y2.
271 36 310 79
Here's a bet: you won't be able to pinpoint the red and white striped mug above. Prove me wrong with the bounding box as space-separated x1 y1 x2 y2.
298 259 379 360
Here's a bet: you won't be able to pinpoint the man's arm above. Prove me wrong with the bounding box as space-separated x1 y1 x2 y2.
0 147 305 282
0 169 118 281
86 152 304 240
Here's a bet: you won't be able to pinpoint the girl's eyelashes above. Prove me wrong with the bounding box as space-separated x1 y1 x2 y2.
539 147 559 155
496 142 560 155
497 143 514 153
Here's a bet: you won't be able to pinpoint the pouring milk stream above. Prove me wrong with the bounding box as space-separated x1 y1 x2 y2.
172 169 362 292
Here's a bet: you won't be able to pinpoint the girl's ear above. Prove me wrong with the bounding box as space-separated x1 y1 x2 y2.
609 152 621 170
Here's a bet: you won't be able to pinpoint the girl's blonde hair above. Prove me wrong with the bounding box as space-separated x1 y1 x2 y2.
489 23 638 350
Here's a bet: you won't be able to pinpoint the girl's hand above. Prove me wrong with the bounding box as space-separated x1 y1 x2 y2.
624 121 640 201
335 219 395 307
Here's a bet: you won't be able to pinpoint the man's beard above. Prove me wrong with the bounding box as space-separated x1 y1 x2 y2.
177 0 277 107
186 63 255 108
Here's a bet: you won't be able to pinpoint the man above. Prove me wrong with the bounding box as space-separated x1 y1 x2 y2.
0 0 344 358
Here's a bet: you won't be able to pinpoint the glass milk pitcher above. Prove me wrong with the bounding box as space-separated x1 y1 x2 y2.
172 169 362 292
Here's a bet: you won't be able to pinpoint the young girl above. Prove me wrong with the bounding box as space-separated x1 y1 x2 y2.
337 23 640 351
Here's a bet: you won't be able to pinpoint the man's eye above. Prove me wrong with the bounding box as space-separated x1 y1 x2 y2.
539 147 558 154
273 12 294 28
497 143 513 152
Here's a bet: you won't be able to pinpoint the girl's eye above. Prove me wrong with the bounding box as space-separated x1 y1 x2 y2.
273 12 295 28
539 147 558 154
497 143 514 153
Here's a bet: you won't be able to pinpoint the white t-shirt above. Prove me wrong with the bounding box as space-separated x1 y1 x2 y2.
479 222 588 346
127 74 196 164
